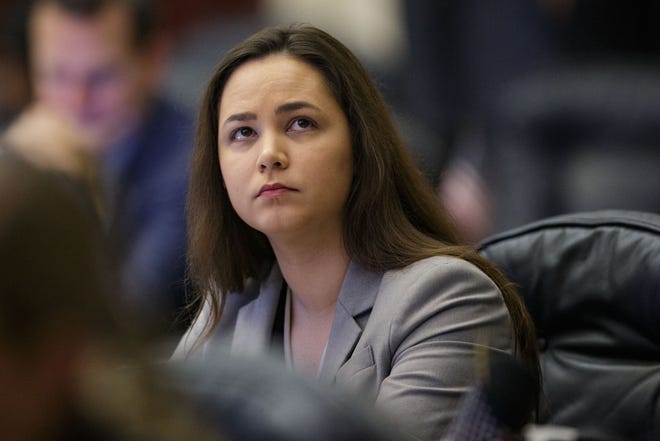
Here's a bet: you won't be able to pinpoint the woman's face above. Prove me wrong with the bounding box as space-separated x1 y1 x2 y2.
217 54 353 244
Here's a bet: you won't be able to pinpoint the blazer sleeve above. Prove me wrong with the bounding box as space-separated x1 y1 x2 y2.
373 256 514 440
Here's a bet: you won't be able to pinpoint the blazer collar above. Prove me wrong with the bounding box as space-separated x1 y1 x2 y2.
319 261 382 382
231 260 383 381
232 264 284 356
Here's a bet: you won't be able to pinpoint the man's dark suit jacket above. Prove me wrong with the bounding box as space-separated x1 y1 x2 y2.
104 97 193 337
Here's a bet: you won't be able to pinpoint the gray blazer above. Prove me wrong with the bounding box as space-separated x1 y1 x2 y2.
173 255 514 440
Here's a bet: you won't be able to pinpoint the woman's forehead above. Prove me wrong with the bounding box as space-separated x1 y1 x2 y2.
218 54 339 116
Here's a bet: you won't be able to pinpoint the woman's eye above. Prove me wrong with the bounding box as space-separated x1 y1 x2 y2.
288 118 314 131
232 127 255 140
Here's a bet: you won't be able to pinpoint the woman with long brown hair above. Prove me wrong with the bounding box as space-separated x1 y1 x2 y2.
174 24 539 440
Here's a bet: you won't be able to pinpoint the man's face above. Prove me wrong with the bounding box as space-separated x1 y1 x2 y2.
29 2 152 151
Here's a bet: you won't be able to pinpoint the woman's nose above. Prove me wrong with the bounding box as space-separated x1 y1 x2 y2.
257 136 289 172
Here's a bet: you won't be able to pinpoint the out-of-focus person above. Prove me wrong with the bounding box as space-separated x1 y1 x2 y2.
0 147 115 440
0 149 222 441
3 0 195 346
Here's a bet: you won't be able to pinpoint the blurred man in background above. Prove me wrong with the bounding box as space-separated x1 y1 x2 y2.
4 0 194 348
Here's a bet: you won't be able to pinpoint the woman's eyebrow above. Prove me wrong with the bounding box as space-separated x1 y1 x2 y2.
275 101 321 114
222 101 320 128
223 112 256 128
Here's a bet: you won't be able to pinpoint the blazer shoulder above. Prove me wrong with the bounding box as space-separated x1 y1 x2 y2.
383 255 499 298
171 279 261 360
374 254 508 338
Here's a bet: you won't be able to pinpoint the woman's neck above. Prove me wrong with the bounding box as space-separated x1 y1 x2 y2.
271 234 349 376
270 234 349 313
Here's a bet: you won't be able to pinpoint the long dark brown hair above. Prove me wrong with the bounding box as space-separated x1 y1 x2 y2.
187 24 540 407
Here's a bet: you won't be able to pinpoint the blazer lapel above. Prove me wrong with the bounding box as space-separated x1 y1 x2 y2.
319 261 382 382
232 264 284 356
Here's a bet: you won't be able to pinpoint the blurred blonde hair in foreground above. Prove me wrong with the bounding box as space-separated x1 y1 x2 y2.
0 148 221 440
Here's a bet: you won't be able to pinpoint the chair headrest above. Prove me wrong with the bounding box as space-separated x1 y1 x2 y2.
479 210 660 348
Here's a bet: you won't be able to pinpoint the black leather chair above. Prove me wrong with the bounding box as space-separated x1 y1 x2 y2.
478 210 660 441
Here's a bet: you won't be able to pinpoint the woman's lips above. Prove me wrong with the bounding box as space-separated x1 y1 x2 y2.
257 183 297 197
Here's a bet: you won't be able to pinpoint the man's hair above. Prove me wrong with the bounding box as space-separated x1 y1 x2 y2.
32 0 159 47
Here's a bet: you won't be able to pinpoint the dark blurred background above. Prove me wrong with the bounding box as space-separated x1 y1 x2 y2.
5 0 658 245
